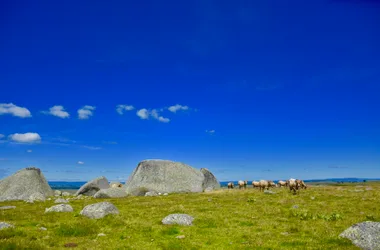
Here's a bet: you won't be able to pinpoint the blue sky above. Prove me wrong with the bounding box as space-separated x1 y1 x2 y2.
0 0 379 182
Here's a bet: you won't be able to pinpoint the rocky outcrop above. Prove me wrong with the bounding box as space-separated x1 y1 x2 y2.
80 202 119 219
93 188 128 198
45 204 73 213
125 160 220 194
340 221 380 250
162 214 194 226
200 168 221 190
0 167 53 202
75 176 110 196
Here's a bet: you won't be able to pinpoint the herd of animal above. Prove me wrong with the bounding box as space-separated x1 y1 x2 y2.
227 179 307 194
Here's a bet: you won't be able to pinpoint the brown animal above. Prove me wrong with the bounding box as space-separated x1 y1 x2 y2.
278 180 286 187
288 178 299 194
252 181 260 188
227 182 234 189
296 179 307 189
238 180 245 189
258 180 275 192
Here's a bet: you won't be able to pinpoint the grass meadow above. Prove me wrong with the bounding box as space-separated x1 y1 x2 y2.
1 182 380 249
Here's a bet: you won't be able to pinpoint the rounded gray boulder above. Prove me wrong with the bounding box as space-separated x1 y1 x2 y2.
0 167 53 202
162 214 194 226
0 222 14 230
125 160 220 194
75 176 110 196
80 202 119 219
93 188 128 198
200 168 221 190
340 221 380 250
45 204 73 213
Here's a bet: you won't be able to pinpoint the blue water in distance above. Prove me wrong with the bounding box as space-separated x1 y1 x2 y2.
49 178 379 189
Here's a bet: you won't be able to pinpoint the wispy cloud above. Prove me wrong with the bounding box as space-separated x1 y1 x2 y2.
78 105 96 119
168 104 189 113
77 161 85 165
27 149 32 153
8 133 41 143
136 108 170 123
116 105 135 115
0 103 32 118
82 145 102 150
42 105 70 118
205 129 215 135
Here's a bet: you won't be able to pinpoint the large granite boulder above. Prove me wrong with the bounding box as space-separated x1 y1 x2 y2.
0 167 54 202
200 168 221 190
75 176 110 196
125 160 213 194
93 188 128 198
339 221 380 250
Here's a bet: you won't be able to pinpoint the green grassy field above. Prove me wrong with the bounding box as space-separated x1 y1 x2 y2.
1 183 380 249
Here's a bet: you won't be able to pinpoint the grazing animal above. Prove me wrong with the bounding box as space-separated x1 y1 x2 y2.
238 180 245 189
296 179 307 189
227 182 234 189
258 180 275 192
252 181 260 188
288 178 299 194
244 180 248 189
278 180 287 187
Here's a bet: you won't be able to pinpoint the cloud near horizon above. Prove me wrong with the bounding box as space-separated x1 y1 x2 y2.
0 103 32 118
77 161 84 165
116 104 135 115
8 132 41 143
78 105 96 119
27 149 32 153
43 105 70 118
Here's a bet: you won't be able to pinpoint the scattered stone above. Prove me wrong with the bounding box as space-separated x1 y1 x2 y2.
158 193 162 195
162 214 194 226
0 167 54 202
45 204 73 213
93 188 128 198
80 202 119 219
310 196 315 200
264 190 276 194
145 191 159 197
54 190 62 196
62 192 71 197
47 198 51 201
98 233 106 237
163 193 168 196
0 222 14 230
64 242 78 248
366 187 373 191
204 187 213 193
75 176 110 196
55 198 69 204
176 235 186 239
27 192 46 202
0 206 16 210
281 232 289 236
339 221 380 250
293 205 299 209
39 227 47 231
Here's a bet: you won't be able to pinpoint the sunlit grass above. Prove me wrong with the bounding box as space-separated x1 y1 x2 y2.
1 182 380 249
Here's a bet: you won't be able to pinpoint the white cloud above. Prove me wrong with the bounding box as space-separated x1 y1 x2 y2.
78 105 96 119
151 109 170 123
82 145 102 150
206 130 215 134
77 161 85 165
136 109 149 119
43 105 69 118
137 108 170 123
27 149 32 153
8 133 41 143
116 105 135 115
168 104 189 113
0 103 32 118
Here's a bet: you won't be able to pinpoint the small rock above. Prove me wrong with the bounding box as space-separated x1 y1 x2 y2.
310 196 315 200
39 227 47 231
47 198 51 201
145 191 159 197
45 204 73 213
292 205 299 209
55 198 69 204
204 187 213 193
54 190 62 196
366 187 373 191
162 214 194 226
0 222 14 230
176 235 185 239
158 193 162 195
163 193 168 196
0 206 16 210
62 192 71 197
98 233 106 237
264 190 276 194
80 202 119 219
28 192 46 202
340 221 380 250
93 188 128 198
281 232 289 236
